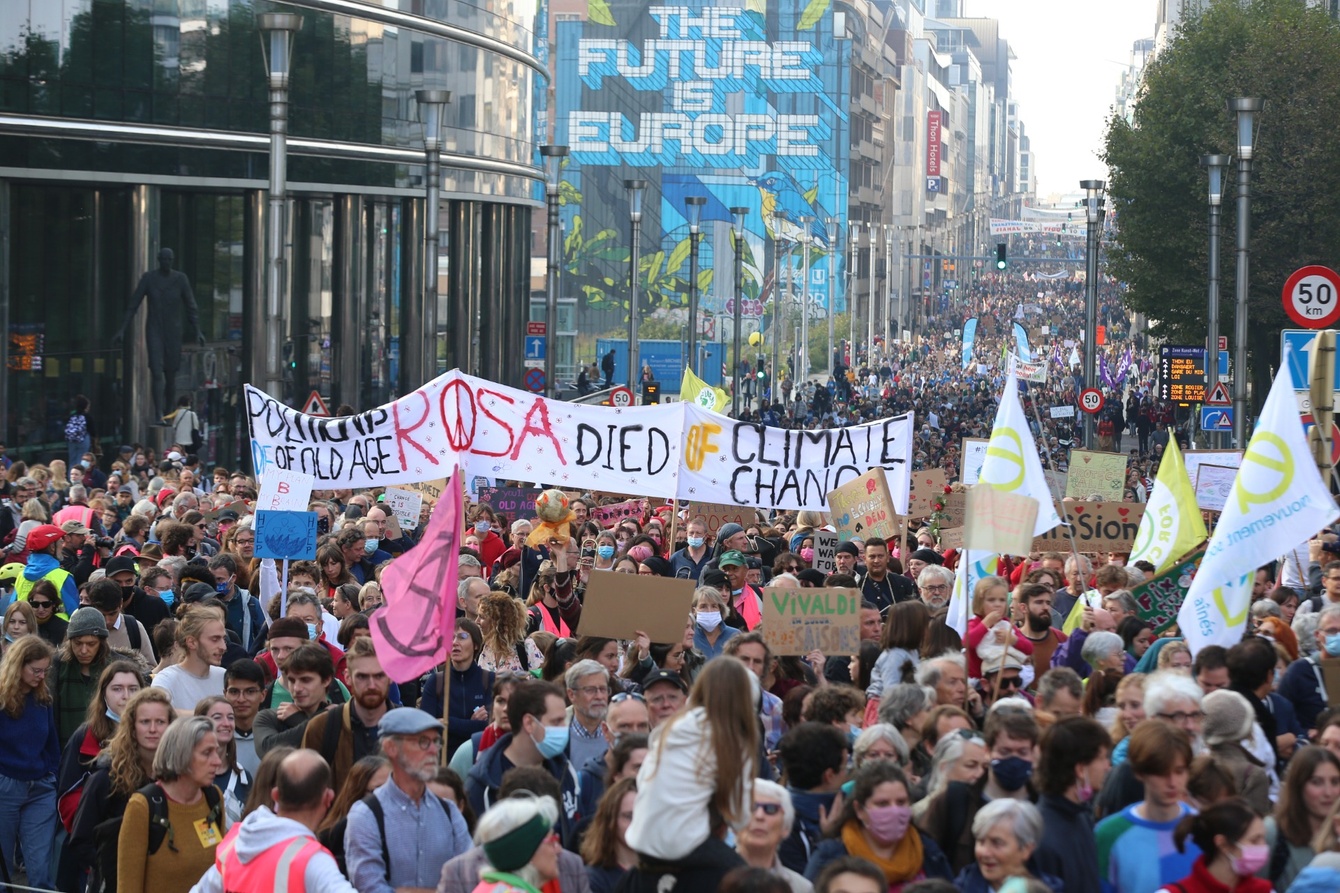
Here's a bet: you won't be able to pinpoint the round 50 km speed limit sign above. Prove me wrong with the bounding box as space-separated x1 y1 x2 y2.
1079 388 1104 414
1282 265 1340 329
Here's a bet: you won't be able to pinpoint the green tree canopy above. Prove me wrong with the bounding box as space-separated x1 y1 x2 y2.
1103 0 1340 410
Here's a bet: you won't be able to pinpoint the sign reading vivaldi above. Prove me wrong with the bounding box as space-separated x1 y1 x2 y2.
555 1 851 327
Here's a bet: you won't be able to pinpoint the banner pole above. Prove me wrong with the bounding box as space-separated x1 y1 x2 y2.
1025 390 1088 593
280 558 290 617
668 499 680 557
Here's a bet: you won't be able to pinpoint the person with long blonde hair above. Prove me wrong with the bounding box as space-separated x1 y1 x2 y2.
477 591 543 673
1108 673 1146 765
625 655 759 866
0 635 60 889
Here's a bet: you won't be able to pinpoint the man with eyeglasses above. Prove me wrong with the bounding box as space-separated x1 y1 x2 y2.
346 707 472 893
916 565 954 612
224 659 267 775
564 659 610 769
642 669 689 729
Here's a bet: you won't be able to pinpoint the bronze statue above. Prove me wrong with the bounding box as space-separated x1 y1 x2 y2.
115 248 205 420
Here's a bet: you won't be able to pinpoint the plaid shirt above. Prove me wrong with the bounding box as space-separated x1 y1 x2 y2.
761 690 785 753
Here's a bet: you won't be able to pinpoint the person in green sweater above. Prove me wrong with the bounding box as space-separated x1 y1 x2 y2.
49 607 113 743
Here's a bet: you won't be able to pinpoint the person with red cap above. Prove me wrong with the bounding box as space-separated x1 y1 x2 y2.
15 524 79 617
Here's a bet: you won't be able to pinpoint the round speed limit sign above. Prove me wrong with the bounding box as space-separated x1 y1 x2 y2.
609 386 634 408
1282 265 1340 329
1079 388 1104 414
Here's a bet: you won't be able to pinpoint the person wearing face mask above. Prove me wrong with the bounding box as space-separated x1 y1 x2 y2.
466 680 582 840
1157 799 1273 893
470 509 507 574
1031 716 1112 893
1278 602 1340 731
802 761 952 886
593 533 618 572
918 708 1040 873
693 588 739 660
205 553 266 655
105 555 170 636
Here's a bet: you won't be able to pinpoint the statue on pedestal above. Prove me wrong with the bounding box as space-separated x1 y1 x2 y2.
115 248 205 421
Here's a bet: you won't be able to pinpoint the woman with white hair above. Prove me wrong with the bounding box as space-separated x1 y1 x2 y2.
852 724 909 770
471 793 562 893
955 798 1062 892
913 729 988 821
737 779 812 893
1080 631 1129 676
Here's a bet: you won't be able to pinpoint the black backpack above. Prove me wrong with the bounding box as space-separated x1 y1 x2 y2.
90 783 223 893
360 791 453 881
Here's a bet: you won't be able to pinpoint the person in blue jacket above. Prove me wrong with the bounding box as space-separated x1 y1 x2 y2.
803 761 952 887
419 619 492 758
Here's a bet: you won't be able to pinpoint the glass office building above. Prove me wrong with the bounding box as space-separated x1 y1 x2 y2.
0 0 542 467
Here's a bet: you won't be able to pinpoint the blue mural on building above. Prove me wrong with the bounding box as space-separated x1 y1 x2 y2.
553 0 850 352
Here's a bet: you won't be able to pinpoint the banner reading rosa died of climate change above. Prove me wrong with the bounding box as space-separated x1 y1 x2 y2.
246 373 915 513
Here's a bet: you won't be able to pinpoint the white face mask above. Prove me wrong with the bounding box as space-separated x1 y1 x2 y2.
697 610 722 632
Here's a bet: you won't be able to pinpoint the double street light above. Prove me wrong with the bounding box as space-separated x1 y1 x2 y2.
541 145 568 398
416 89 451 384
685 196 706 379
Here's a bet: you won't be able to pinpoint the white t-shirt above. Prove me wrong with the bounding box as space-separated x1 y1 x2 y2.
152 664 226 711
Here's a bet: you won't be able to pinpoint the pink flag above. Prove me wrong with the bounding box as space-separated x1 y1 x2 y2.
370 468 462 683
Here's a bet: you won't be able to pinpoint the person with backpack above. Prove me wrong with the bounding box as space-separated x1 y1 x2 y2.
117 715 225 893
168 395 203 456
66 687 173 893
300 636 391 793
344 707 472 893
65 394 94 470
0 635 61 890
254 643 336 758
56 660 144 838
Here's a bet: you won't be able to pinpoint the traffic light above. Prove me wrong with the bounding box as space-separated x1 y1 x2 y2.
995 243 1007 270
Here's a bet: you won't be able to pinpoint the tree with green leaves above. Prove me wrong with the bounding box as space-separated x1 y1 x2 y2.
1103 0 1340 411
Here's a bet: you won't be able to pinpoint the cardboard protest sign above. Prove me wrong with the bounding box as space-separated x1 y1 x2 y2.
909 469 947 518
827 469 899 542
578 571 695 644
960 438 989 485
1183 450 1243 493
762 587 862 655
383 488 423 528
1032 501 1145 552
254 511 319 560
937 490 968 528
257 468 313 512
475 486 545 518
964 488 1040 555
938 526 964 550
1131 548 1205 633
812 530 838 574
1193 464 1238 513
1043 469 1068 498
1065 450 1128 502
686 502 756 534
592 499 646 527
1049 405 1075 419
405 477 448 507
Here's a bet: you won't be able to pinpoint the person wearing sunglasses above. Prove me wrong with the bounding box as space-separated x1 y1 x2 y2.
24 579 68 648
736 780 810 893
979 658 1027 706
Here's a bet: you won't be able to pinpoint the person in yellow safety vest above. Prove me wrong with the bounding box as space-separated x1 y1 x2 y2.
14 524 78 618
189 749 357 893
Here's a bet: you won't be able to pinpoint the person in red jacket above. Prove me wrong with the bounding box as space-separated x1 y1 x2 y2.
469 508 506 574
965 576 1033 681
1157 798 1273 893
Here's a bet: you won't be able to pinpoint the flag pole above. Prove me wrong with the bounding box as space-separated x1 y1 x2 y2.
668 499 680 556
440 463 466 765
1025 388 1088 592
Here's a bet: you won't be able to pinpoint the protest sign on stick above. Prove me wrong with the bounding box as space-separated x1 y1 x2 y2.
762 587 862 656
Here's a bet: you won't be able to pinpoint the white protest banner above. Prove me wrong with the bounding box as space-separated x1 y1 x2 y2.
960 437 989 485
383 487 423 528
1183 450 1243 492
678 403 914 513
812 530 838 574
246 371 685 499
1049 405 1075 419
1194 464 1238 513
257 468 314 512
1007 353 1047 383
964 487 1039 555
1179 367 1340 653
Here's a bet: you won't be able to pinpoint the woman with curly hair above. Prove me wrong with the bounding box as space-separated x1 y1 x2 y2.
478 591 544 674
0 635 60 890
65 687 173 890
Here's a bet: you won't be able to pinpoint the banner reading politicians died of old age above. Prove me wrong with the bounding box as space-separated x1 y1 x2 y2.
246 373 915 513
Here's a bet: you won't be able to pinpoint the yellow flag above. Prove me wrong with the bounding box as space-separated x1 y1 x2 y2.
1128 437 1208 572
681 366 729 413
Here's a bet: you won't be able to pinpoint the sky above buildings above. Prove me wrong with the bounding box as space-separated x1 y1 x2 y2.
965 0 1153 199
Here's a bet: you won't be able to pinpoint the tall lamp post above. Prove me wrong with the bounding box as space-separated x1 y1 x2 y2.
416 89 451 384
866 223 877 361
1201 154 1230 448
1080 179 1106 448
685 196 706 379
799 215 813 381
771 213 784 394
826 217 836 376
625 179 647 393
848 222 860 369
730 206 749 416
540 145 568 398
884 224 894 347
258 12 302 397
1230 97 1263 447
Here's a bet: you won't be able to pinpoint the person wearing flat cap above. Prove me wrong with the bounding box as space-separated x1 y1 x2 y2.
344 707 472 893
468 794 563 893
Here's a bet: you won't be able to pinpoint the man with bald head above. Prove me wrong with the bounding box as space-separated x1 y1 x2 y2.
189 749 357 893
366 505 415 557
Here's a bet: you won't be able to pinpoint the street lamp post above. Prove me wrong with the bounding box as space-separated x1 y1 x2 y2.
1080 179 1106 448
685 196 706 379
884 224 894 348
625 179 647 394
848 222 860 370
416 89 451 384
730 206 749 416
1230 97 1263 447
540 144 568 398
799 215 813 382
1202 154 1230 448
258 12 302 398
771 214 784 396
867 223 877 362
826 217 836 377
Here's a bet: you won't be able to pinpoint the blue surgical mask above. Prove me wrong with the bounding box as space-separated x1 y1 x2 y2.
105 708 121 722
1326 633 1340 656
80 460 91 469
534 723 569 759
306 622 319 640
687 536 705 549
158 588 176 607
364 538 379 554
475 521 489 534
848 724 861 746
215 581 230 594
597 545 615 560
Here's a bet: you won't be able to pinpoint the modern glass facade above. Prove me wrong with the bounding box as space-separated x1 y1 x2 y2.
0 0 542 467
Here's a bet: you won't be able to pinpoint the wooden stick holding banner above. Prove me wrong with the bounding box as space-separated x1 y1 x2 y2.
441 462 466 764
668 499 680 558
281 560 290 617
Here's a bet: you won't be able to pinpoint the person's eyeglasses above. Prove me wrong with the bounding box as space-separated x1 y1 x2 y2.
751 802 782 816
235 537 254 545
25 665 48 677
1156 710 1204 724
453 631 473 642
29 601 53 610
610 692 645 704
402 735 442 751
225 687 262 698
923 584 949 592
573 685 609 697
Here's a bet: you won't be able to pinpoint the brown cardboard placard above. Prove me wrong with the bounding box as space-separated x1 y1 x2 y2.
908 469 948 518
964 488 1040 556
685 502 757 535
762 587 862 656
1064 450 1128 502
405 477 449 507
938 526 965 550
578 571 696 644
827 468 899 541
1032 501 1145 552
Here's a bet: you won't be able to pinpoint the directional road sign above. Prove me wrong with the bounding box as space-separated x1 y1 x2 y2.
1200 407 1233 431
1282 330 1340 410
1079 388 1104 414
524 335 546 360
